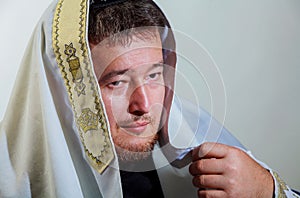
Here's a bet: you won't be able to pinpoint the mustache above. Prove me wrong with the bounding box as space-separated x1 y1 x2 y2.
117 115 154 126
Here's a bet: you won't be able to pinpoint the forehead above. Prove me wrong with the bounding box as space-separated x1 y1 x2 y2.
90 31 163 78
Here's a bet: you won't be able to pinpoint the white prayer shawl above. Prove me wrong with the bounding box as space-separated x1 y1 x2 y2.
0 0 297 197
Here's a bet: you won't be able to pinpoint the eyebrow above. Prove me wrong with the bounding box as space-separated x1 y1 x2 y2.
99 60 164 84
99 68 129 84
152 61 164 68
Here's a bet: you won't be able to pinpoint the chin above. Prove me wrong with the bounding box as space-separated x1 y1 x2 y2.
112 133 159 162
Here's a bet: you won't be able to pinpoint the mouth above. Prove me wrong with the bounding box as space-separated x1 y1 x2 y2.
120 121 150 134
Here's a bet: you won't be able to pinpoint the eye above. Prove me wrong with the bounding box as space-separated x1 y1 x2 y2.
111 81 121 86
149 73 158 79
107 80 123 89
147 72 162 80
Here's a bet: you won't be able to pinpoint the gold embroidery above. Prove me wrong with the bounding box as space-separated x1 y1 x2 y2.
274 172 288 198
52 0 114 173
64 43 86 96
78 108 98 132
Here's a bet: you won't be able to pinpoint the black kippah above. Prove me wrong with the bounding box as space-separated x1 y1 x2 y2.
90 0 130 9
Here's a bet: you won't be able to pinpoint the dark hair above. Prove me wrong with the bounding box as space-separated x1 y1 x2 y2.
88 0 171 45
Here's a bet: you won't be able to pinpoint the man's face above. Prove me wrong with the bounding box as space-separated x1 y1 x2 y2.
91 33 165 161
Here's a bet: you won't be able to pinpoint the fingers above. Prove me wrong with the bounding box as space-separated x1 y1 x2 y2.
189 143 232 197
190 142 274 197
192 174 226 189
189 158 224 175
197 189 227 198
192 142 230 161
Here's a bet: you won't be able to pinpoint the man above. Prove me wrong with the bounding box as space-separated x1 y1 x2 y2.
0 0 298 197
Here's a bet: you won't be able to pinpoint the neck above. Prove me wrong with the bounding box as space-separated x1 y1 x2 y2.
118 154 156 172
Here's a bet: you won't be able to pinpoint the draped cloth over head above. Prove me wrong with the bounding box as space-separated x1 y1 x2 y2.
51 0 178 173
0 0 122 196
0 0 181 197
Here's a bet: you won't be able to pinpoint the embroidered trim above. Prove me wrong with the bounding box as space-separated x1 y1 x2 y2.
52 0 114 173
53 0 76 115
64 42 86 96
274 172 288 198
78 0 112 161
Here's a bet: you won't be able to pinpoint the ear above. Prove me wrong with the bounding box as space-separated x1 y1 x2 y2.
65 44 68 48
70 43 73 47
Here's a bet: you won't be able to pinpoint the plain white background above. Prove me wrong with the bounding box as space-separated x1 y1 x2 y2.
0 0 299 190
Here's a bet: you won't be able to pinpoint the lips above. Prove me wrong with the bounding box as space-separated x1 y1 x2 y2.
120 121 150 134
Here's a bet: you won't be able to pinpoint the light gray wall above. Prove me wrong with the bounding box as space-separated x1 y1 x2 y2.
156 0 300 189
0 0 299 189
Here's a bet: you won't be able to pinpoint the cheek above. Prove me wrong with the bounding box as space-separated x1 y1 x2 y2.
100 90 114 121
101 90 128 121
149 86 166 115
151 85 165 104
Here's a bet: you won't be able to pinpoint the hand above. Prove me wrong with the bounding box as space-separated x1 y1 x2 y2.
189 142 274 198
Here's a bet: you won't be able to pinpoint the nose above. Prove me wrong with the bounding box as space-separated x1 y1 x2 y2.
128 85 150 116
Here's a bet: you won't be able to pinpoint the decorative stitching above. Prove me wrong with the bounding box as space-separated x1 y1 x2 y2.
78 0 112 164
64 42 86 96
52 0 114 173
274 172 288 198
52 0 78 119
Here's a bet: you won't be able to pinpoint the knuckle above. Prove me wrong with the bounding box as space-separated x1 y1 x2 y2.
226 163 238 173
198 160 205 172
199 142 212 157
192 175 206 188
225 145 235 154
223 161 230 171
198 145 206 157
226 177 237 188
223 157 239 173
230 146 244 158
199 175 206 187
190 160 206 175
